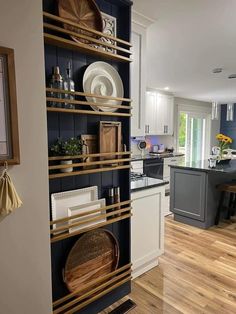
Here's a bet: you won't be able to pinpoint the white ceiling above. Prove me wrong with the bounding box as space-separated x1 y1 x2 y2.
133 0 236 103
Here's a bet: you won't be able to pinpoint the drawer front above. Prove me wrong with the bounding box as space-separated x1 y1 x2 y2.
131 160 144 169
164 157 179 165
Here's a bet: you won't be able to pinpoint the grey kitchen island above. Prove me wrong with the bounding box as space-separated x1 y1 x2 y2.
170 160 236 228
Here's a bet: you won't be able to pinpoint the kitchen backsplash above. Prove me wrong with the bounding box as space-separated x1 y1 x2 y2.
131 135 176 155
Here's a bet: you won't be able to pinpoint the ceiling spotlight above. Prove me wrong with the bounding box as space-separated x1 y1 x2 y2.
228 74 236 79
212 68 223 74
164 87 170 91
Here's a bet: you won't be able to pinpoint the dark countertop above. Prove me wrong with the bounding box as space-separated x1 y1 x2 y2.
131 177 168 192
170 159 236 174
131 153 184 161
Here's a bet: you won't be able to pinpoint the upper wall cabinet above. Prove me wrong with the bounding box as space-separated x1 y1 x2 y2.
146 91 174 135
131 23 147 137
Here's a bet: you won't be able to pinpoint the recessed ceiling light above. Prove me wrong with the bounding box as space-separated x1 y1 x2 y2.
212 68 223 74
164 87 170 91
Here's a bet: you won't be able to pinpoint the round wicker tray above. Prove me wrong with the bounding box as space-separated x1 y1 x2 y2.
64 229 120 295
58 0 103 43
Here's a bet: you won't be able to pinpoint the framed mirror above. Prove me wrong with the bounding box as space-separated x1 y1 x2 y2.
0 47 20 165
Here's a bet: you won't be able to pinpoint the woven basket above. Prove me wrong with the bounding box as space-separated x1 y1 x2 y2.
64 229 119 296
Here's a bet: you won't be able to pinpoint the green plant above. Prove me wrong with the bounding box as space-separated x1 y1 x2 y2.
49 137 83 156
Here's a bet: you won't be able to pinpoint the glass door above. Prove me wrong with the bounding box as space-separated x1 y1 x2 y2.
178 111 207 163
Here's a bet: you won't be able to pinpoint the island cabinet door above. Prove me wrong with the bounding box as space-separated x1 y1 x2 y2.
170 168 206 221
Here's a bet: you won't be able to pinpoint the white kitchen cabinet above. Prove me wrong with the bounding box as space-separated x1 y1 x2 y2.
131 23 146 137
145 91 174 136
145 91 157 134
131 185 165 278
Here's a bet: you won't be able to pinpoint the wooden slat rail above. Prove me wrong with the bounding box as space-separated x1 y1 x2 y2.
51 206 132 234
43 11 132 48
53 270 132 313
64 276 131 314
49 165 131 179
50 200 132 226
46 97 132 110
47 107 131 117
44 33 132 63
46 87 132 102
53 263 132 308
49 151 131 161
44 23 131 55
49 158 131 170
51 213 132 243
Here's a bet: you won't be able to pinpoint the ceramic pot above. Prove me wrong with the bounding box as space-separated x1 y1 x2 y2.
60 160 73 173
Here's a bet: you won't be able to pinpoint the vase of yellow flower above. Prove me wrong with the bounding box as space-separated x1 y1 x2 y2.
216 133 233 163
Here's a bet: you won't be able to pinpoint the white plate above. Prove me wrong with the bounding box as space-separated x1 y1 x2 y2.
68 199 106 233
51 186 98 231
83 61 124 112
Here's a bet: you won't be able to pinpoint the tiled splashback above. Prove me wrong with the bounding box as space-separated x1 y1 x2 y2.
131 135 176 155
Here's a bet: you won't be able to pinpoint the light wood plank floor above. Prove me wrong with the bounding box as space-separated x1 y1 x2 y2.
101 216 236 314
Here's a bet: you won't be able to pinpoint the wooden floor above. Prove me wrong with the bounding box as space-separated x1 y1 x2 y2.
101 215 236 314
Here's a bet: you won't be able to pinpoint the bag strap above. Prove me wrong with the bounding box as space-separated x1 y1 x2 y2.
0 161 8 179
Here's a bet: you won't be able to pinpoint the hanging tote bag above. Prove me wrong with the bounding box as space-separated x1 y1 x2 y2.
0 163 22 220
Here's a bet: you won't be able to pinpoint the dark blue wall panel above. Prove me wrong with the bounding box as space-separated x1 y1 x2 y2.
220 104 236 149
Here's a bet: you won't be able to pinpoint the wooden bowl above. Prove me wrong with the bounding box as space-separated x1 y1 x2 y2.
58 0 103 43
64 229 120 296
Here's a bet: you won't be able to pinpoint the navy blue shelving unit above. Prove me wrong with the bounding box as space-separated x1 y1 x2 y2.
42 0 133 313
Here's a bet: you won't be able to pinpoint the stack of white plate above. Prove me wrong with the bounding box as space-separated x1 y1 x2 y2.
83 61 124 112
51 186 106 233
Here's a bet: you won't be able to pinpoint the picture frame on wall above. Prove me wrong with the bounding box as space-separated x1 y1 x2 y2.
0 47 20 165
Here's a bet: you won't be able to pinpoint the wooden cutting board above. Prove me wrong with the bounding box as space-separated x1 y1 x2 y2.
64 229 119 296
99 121 122 162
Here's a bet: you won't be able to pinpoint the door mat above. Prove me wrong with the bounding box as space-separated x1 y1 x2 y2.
108 299 137 314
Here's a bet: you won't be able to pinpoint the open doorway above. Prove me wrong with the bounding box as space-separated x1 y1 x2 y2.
178 110 210 163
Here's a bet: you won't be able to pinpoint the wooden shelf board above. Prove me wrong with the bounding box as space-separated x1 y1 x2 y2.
47 107 132 117
49 158 131 170
43 11 132 48
53 263 132 308
46 97 132 110
51 206 132 234
43 23 131 55
48 151 131 161
53 276 131 314
50 200 132 225
46 87 132 103
49 165 131 179
44 33 132 63
51 213 132 243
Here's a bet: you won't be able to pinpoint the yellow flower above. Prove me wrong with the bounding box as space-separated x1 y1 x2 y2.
216 134 233 144
216 134 224 140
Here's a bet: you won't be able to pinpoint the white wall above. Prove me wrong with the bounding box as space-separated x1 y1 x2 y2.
0 1 52 313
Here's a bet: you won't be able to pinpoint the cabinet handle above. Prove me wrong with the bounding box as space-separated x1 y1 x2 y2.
166 125 168 134
148 125 150 133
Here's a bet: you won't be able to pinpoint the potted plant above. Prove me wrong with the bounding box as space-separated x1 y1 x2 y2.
216 133 233 163
49 137 83 173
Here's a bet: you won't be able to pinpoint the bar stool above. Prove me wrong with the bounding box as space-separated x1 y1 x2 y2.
215 183 236 225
